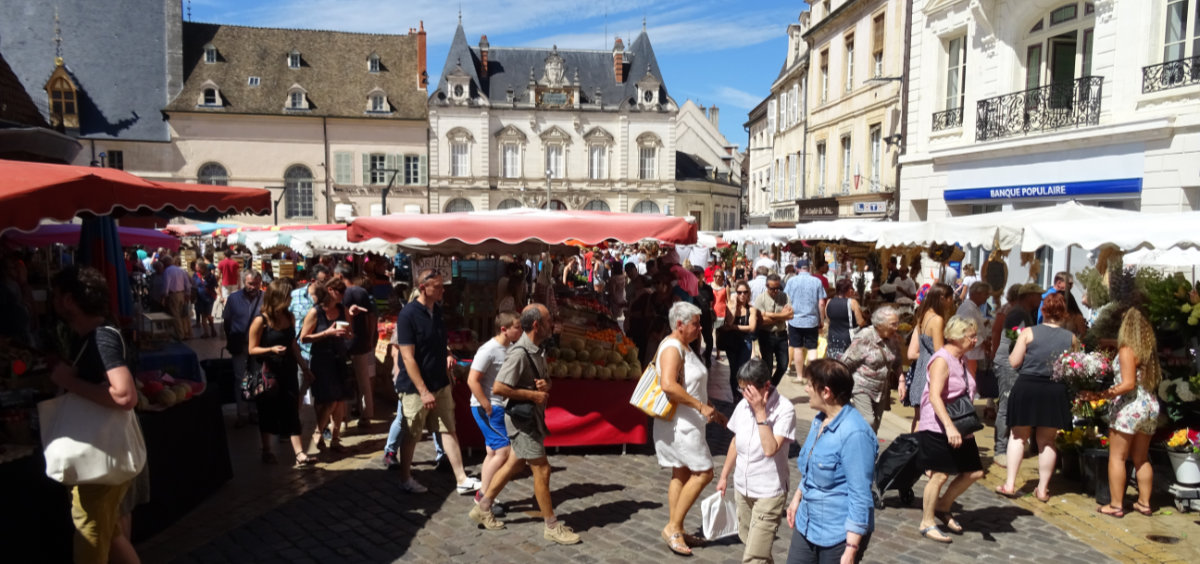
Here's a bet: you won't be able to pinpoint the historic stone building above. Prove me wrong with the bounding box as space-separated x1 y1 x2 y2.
768 12 812 226
744 98 773 227
427 21 740 227
803 0 906 221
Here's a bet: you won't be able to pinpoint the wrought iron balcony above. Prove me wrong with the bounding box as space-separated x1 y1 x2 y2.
975 76 1103 142
932 107 963 131
1142 55 1200 93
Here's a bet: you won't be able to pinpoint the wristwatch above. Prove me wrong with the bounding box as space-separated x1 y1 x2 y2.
756 420 768 426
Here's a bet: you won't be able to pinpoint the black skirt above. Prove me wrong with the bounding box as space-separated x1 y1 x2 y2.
1006 376 1072 429
917 431 983 475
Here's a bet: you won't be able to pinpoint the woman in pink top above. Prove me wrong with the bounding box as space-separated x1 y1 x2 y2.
915 316 983 544
710 269 729 359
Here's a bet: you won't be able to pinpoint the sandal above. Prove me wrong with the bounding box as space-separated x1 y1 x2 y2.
934 511 963 534
661 530 692 556
919 525 953 544
294 453 316 467
312 433 327 452
994 485 1021 499
681 533 706 547
1132 501 1153 516
1096 505 1125 518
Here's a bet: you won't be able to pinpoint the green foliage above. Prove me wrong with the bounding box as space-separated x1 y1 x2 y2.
1075 267 1109 309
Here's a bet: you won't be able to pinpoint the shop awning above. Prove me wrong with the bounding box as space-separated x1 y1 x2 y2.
1020 210 1200 253
873 201 1138 250
720 228 796 246
161 222 236 237
793 219 901 242
347 209 698 246
2 223 179 251
0 160 270 235
1124 246 1200 268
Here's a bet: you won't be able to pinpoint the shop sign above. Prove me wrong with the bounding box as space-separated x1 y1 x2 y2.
943 178 1142 202
854 202 887 215
413 255 453 285
797 198 838 220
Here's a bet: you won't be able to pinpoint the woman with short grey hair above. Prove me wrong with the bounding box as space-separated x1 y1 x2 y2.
655 299 724 556
841 306 903 431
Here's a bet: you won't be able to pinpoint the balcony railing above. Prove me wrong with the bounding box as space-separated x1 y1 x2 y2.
931 107 963 131
1142 55 1200 93
975 76 1103 142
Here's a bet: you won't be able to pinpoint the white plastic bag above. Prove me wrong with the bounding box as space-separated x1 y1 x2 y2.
700 490 739 540
38 392 147 485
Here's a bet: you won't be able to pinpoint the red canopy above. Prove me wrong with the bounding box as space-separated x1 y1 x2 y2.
347 209 698 246
2 223 179 251
0 160 270 235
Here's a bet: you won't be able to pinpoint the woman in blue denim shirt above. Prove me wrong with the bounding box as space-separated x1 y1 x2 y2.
786 359 877 564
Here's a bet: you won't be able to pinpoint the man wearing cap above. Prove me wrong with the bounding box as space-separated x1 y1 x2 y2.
783 259 826 383
992 282 1043 465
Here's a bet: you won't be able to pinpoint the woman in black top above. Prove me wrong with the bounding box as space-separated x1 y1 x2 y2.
824 278 867 360
300 278 355 452
248 279 314 466
718 280 758 402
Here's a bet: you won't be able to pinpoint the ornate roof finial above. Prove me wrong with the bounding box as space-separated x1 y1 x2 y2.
642 16 647 32
53 7 63 65
458 6 462 26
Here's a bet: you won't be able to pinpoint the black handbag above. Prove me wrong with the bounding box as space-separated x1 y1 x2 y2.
946 359 982 435
241 356 277 400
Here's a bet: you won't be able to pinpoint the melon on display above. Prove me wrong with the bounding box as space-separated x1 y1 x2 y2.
558 349 576 362
606 351 624 365
567 363 583 379
598 366 612 379
551 363 568 378
576 350 591 363
610 363 628 380
570 338 586 352
582 365 597 379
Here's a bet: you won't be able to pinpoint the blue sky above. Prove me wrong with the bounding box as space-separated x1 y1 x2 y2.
186 0 810 148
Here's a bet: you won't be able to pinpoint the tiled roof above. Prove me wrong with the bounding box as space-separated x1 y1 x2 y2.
167 22 426 119
0 52 46 127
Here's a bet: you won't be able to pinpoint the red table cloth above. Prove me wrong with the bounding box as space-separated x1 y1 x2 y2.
452 378 648 448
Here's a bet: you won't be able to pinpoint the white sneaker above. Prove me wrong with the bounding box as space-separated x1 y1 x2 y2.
399 477 428 493
456 476 482 494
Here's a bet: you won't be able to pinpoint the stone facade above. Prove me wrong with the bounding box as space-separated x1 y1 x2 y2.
744 98 772 227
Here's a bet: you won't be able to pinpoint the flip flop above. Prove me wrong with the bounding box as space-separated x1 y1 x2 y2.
934 511 963 534
662 531 692 556
919 525 953 544
1132 501 1153 516
1096 505 1125 518
994 485 1021 499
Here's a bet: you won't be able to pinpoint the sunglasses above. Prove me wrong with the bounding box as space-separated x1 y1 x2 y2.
768 286 782 291
735 290 749 295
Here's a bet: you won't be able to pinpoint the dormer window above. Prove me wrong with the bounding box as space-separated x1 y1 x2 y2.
367 89 390 113
288 50 302 69
248 76 260 87
285 85 310 110
45 64 79 130
204 44 218 64
368 53 381 73
203 88 218 105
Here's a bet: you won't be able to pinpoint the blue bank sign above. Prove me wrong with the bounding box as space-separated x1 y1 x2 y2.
943 178 1142 202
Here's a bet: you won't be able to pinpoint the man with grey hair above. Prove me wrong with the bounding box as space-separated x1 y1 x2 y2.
223 270 263 427
753 274 793 386
955 281 992 377
841 306 903 431
748 266 770 303
470 303 581 545
161 255 193 339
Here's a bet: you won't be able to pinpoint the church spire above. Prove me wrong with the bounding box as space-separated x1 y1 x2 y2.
53 7 63 66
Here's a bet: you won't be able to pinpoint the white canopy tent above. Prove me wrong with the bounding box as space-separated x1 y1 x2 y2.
794 219 905 242
1020 211 1200 253
720 228 796 246
1124 246 1200 268
873 201 1138 249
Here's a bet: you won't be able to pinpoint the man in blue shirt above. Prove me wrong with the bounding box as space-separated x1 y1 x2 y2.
222 270 262 427
1037 271 1072 323
784 259 826 383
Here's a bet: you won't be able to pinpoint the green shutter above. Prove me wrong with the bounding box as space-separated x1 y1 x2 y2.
385 154 398 184
361 153 371 185
418 154 427 186
334 152 352 184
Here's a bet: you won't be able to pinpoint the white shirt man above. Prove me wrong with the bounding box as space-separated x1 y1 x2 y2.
753 251 778 274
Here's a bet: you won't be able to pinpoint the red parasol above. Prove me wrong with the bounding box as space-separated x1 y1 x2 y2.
0 159 270 235
348 209 697 246
2 223 179 251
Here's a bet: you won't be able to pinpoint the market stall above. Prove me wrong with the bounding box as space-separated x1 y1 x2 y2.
348 209 697 448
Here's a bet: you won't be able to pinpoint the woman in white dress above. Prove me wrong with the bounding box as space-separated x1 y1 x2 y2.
655 301 727 556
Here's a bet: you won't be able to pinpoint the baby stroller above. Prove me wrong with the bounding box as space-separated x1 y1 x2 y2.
872 433 921 509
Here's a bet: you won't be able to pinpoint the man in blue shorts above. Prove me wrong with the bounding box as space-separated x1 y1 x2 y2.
783 259 826 383
467 311 523 515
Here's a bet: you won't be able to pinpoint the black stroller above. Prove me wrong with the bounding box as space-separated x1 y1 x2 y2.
872 433 922 509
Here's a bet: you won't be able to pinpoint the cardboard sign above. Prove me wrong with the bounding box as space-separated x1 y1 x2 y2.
412 256 452 286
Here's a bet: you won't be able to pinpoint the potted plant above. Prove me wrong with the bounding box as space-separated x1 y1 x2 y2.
1165 427 1200 486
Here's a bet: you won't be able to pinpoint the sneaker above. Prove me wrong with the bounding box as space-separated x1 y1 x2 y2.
468 504 505 530
383 451 399 470
322 428 332 441
456 476 482 495
399 477 428 494
544 522 581 545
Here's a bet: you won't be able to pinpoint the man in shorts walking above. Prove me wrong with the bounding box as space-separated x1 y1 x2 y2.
468 303 581 545
783 259 826 383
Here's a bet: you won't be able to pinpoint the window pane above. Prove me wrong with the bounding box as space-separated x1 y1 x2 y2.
1050 4 1077 25
1164 0 1187 61
1025 45 1042 90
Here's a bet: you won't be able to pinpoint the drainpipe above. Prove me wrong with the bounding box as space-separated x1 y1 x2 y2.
895 0 913 221
322 116 332 222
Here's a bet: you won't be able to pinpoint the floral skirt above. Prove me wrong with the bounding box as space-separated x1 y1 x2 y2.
1108 386 1160 435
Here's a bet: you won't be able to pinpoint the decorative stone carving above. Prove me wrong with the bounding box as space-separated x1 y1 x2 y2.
542 46 567 87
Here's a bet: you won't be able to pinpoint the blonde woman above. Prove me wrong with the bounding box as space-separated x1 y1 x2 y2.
1084 309 1161 517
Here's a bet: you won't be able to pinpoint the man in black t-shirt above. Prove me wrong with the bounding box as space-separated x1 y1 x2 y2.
335 263 379 428
49 266 140 564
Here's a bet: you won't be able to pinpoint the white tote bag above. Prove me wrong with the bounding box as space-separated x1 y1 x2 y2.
38 392 147 485
700 490 739 540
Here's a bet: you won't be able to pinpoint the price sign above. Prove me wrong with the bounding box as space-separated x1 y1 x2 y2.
413 256 453 286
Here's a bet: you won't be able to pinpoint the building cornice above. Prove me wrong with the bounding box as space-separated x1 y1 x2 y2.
803 0 868 41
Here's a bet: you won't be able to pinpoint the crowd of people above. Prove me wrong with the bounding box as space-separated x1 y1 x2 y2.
49 241 1169 563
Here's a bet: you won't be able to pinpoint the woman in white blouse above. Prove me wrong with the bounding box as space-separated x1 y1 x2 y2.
717 359 796 563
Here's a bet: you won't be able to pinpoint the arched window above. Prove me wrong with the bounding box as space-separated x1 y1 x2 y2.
47 76 77 125
583 200 610 211
632 200 660 214
496 198 523 210
444 198 474 213
197 162 228 186
1023 2 1097 94
541 200 567 210
284 165 314 218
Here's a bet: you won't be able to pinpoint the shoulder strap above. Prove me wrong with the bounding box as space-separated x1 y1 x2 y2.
515 347 543 384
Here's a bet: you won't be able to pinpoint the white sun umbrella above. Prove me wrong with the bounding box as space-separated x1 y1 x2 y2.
307 230 395 256
1124 247 1200 268
236 230 315 255
721 228 796 246
794 218 902 242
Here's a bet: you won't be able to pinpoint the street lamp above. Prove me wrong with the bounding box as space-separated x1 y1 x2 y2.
371 165 401 216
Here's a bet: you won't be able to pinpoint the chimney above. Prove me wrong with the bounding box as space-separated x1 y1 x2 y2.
416 21 427 88
479 35 489 77
612 37 625 83
708 105 719 129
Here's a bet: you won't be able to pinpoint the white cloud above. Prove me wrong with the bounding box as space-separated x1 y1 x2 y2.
711 86 766 110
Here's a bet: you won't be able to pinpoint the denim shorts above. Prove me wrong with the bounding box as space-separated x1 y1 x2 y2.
471 404 511 450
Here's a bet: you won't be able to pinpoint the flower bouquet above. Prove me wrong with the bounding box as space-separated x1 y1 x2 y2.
1071 397 1108 420
1051 351 1114 395
1003 326 1022 342
1166 428 1200 455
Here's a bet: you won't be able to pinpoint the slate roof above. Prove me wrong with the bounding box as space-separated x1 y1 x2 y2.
676 151 738 185
0 52 46 128
435 22 670 107
167 22 426 119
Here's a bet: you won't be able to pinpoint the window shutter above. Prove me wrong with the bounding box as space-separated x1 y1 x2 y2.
361 154 370 185
386 154 399 182
418 154 427 186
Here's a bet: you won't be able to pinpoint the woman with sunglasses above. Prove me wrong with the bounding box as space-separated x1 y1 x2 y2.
719 280 758 402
